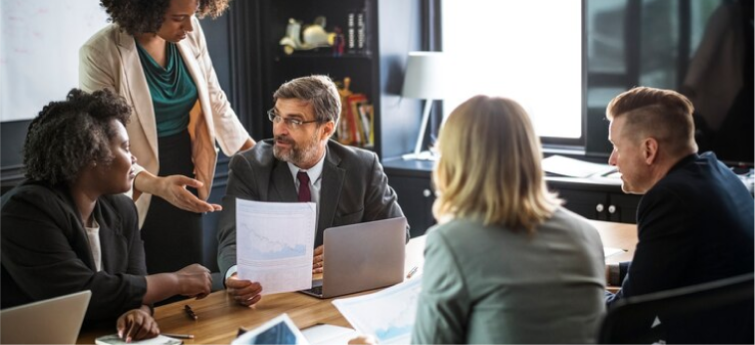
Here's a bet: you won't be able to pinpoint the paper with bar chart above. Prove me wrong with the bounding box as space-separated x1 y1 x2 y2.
332 276 422 344
236 199 316 295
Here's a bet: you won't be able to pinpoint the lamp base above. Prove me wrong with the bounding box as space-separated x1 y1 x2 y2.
401 151 436 161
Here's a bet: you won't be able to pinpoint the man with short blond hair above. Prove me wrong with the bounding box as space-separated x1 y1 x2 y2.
604 87 753 343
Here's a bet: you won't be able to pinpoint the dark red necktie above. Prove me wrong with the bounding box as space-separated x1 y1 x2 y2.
297 171 311 202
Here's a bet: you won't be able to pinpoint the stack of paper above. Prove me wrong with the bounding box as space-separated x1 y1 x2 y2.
542 155 617 178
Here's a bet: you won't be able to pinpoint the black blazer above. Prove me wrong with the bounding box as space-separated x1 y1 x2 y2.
607 152 754 343
216 139 407 276
1 180 147 324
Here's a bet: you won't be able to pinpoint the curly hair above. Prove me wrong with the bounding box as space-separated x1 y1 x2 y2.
23 89 131 186
100 0 232 36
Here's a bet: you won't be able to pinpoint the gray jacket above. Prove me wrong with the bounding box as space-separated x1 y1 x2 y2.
412 208 606 344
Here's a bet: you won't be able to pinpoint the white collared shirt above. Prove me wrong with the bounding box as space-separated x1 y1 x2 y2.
286 152 326 209
84 219 102 272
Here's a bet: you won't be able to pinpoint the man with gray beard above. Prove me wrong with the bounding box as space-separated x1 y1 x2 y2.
216 76 406 306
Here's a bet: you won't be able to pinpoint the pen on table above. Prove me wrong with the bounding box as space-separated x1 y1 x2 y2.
184 304 198 320
406 266 419 279
162 333 195 339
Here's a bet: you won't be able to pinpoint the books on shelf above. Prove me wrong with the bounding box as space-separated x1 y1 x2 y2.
335 78 374 149
359 103 374 146
356 12 365 51
347 12 355 53
339 93 374 148
346 9 368 55
347 94 367 147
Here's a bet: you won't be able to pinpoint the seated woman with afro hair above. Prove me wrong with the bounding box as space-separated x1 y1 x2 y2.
1 89 213 342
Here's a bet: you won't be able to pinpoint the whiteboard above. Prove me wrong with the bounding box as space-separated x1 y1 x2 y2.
1 0 109 122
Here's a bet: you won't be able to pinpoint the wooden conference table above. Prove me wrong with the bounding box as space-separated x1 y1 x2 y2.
77 220 637 344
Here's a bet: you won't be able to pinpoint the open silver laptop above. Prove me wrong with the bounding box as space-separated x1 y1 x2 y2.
0 290 91 344
300 217 407 299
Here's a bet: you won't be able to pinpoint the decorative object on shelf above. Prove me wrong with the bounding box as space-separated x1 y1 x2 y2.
336 77 354 145
401 51 446 160
332 26 345 56
279 16 335 55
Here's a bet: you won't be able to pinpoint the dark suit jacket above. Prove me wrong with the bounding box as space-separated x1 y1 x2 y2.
1 180 147 324
607 152 754 343
216 139 407 276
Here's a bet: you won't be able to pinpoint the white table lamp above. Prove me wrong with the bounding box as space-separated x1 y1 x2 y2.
401 51 445 160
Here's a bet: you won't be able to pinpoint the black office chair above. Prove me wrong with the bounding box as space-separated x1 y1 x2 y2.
598 273 754 344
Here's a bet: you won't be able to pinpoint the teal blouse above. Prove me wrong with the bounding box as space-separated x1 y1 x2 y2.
136 40 198 138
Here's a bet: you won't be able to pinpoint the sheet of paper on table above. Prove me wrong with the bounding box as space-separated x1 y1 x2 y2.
332 276 422 344
301 324 358 345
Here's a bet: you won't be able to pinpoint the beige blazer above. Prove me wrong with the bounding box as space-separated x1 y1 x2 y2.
79 17 250 228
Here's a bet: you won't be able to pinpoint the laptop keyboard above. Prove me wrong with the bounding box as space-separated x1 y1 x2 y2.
308 285 323 295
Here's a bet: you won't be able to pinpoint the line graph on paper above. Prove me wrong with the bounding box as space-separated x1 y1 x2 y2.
236 200 316 263
372 289 419 343
333 277 422 344
235 199 316 295
241 222 308 260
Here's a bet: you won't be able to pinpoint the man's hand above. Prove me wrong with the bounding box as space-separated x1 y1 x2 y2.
349 335 377 345
157 175 222 213
175 264 212 299
226 274 263 307
313 245 324 274
116 308 159 343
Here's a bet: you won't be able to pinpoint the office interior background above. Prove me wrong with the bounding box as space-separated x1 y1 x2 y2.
1 0 752 273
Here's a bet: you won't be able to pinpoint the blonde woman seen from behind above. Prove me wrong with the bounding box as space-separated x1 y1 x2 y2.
414 96 606 343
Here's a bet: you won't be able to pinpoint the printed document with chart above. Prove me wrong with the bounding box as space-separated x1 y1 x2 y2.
236 199 316 295
332 276 422 344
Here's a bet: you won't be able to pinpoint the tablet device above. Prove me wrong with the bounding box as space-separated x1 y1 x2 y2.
231 313 309 345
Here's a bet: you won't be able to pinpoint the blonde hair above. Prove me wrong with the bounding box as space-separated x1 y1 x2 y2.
432 95 561 233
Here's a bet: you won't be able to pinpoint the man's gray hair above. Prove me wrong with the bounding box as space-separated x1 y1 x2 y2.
273 75 341 125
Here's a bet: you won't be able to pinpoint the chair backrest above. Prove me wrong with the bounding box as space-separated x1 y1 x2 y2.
598 273 754 344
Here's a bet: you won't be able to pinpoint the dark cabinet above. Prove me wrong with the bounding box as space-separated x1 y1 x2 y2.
383 158 436 237
547 177 641 224
389 175 436 238
383 159 642 234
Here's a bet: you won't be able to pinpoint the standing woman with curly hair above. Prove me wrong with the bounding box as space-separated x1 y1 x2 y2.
79 0 256 275
1 89 212 342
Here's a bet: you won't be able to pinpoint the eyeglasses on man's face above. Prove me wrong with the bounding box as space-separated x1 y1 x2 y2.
267 109 324 130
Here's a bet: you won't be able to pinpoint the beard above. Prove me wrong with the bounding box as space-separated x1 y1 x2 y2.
273 132 321 166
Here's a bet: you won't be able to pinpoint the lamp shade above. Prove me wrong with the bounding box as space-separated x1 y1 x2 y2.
402 51 445 100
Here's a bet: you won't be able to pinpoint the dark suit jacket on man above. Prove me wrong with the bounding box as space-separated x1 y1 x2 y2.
606 152 754 343
216 139 407 277
1 180 147 324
